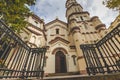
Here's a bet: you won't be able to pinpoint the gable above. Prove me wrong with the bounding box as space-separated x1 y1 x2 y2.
49 37 70 44
45 18 67 30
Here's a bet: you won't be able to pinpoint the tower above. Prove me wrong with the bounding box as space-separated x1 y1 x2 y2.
66 0 106 74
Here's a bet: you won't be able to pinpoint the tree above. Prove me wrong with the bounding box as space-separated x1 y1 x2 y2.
103 0 120 11
0 0 36 33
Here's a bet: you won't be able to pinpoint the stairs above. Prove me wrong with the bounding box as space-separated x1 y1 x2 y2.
1 73 120 80
45 72 80 77
42 73 120 80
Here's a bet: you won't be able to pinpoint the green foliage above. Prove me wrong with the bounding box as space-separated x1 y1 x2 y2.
0 0 36 33
103 0 120 11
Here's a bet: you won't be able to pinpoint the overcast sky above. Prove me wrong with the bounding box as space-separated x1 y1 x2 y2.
30 0 119 28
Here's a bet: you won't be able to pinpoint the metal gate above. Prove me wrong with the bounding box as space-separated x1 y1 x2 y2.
80 23 120 75
0 19 46 79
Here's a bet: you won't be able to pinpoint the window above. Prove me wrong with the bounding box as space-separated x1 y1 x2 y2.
72 55 77 65
34 21 38 24
80 16 83 21
84 24 88 29
31 36 36 43
56 29 59 34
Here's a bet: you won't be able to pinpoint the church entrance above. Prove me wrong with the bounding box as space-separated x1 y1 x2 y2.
55 51 67 73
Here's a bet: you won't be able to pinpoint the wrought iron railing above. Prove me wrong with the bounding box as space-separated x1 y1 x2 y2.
0 19 46 79
80 23 120 75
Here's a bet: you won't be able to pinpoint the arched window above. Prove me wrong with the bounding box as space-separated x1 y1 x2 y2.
31 36 36 43
56 29 59 34
71 55 77 65
80 16 83 21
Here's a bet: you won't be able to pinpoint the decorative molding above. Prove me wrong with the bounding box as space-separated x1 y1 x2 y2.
66 3 83 12
27 23 47 40
46 25 68 31
27 28 42 36
90 16 98 21
28 23 43 31
49 37 70 44
52 47 68 55
95 24 106 30
31 14 44 23
70 45 76 49
77 56 84 60
68 18 77 23
27 41 37 48
72 30 80 35
45 18 67 27
70 26 80 33
68 12 90 20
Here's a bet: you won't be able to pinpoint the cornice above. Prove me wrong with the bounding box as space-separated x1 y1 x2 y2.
95 24 106 30
70 26 80 33
26 27 42 36
46 24 68 31
49 37 70 44
27 23 47 40
31 14 44 23
45 18 67 27
90 16 99 21
66 3 83 10
68 12 90 20
52 47 68 54
28 23 43 31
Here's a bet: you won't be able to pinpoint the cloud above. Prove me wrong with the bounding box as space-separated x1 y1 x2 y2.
30 0 119 28
30 0 67 23
78 0 119 27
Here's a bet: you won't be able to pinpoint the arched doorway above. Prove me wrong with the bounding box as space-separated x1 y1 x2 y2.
55 51 67 73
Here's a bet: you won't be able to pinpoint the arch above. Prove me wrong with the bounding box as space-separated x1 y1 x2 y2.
31 36 36 43
55 51 67 73
52 47 68 55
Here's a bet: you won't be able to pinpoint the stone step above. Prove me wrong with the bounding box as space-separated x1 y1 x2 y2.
45 72 79 77
0 73 120 80
42 73 120 80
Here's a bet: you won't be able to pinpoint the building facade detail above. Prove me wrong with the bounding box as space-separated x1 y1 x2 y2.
21 0 118 75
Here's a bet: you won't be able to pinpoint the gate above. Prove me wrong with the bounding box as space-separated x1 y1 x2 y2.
80 23 120 75
0 19 46 79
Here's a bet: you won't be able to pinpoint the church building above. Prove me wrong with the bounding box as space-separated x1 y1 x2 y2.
0 0 120 79
22 0 112 76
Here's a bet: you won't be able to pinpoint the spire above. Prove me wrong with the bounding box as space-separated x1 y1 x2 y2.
65 0 83 19
66 0 77 8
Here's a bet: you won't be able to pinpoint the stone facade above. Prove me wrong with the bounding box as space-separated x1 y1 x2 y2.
21 0 119 75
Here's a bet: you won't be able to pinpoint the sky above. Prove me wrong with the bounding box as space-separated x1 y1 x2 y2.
30 0 119 28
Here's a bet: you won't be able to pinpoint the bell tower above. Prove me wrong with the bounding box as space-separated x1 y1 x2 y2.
66 0 88 74
65 0 106 74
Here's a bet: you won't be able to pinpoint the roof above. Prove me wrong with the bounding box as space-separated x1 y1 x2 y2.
31 14 44 23
45 18 67 27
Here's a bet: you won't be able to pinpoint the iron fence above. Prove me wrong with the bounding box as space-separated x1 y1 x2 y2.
80 23 120 75
0 19 46 79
